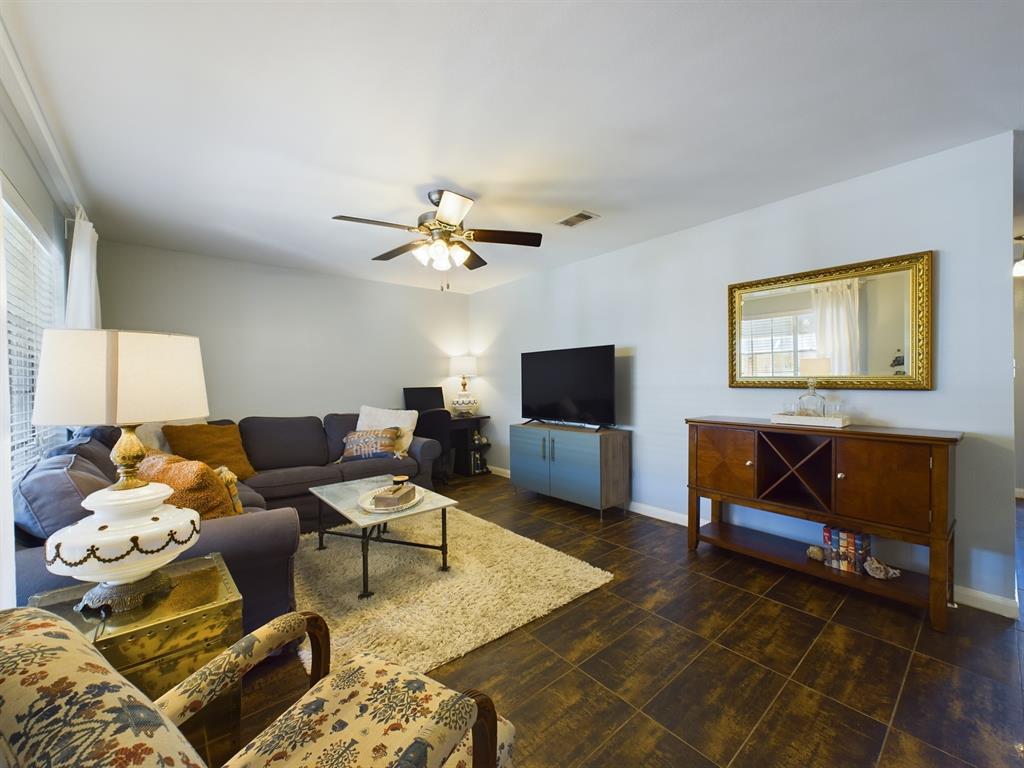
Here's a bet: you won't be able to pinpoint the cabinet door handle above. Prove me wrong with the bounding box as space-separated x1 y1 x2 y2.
551 437 556 462
541 437 546 461
744 460 753 467
836 472 846 480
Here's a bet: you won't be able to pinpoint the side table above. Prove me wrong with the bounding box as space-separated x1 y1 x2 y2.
29 553 243 759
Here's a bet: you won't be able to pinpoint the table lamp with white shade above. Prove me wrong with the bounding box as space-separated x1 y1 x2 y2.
449 355 478 415
31 329 210 613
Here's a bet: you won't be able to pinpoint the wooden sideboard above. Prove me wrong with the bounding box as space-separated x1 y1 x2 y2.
686 416 963 630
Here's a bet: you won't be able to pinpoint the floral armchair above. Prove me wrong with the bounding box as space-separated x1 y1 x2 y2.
0 607 514 768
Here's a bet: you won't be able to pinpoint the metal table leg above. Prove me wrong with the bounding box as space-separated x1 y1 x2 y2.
358 526 374 599
440 507 449 571
317 500 326 550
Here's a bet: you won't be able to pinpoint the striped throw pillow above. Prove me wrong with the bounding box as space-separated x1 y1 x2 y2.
341 428 401 462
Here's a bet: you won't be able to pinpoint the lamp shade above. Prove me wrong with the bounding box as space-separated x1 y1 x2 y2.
32 329 209 426
449 355 478 378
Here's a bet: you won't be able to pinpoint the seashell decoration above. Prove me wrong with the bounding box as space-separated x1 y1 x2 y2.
864 556 901 580
806 545 825 562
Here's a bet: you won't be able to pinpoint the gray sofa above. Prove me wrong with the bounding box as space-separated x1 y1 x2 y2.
231 414 440 532
14 413 441 629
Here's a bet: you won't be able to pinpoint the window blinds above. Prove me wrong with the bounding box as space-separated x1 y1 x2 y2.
4 200 65 484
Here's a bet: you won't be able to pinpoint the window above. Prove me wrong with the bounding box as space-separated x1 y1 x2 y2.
740 312 816 376
4 200 65 484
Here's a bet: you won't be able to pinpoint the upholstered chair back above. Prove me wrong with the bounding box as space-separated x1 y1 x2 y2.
0 607 206 768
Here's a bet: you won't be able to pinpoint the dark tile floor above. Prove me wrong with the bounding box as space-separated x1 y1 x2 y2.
210 476 1024 768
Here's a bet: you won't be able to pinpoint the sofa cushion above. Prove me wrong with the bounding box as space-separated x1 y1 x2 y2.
245 465 342 500
72 425 122 450
235 481 266 509
45 436 117 481
324 413 359 462
238 416 329 470
162 423 257 480
338 455 420 483
14 454 110 540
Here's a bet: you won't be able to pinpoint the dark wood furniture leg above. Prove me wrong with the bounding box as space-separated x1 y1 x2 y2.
465 689 498 768
317 500 326 550
301 611 331 686
710 498 722 523
688 487 699 551
928 540 948 632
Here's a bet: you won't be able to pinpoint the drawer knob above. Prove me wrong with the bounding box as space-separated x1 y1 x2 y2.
744 460 753 467
836 472 846 480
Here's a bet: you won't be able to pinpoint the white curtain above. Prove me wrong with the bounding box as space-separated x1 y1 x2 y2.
65 207 100 329
812 279 860 375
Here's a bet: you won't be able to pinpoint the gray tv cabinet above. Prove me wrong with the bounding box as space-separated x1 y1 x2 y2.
509 423 631 516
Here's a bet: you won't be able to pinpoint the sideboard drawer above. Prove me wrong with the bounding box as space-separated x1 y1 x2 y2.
835 438 932 531
695 425 755 498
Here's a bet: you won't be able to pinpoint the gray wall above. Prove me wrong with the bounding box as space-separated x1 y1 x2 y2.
99 241 470 420
470 133 1017 604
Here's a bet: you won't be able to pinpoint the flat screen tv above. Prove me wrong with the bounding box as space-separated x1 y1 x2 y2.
521 344 616 426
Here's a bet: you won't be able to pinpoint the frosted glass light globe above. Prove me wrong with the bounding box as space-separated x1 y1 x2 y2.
450 243 470 267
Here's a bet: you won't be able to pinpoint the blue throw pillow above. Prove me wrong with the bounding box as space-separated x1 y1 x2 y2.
15 454 110 541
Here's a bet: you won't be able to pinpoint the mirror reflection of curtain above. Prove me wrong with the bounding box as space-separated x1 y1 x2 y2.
812 279 861 374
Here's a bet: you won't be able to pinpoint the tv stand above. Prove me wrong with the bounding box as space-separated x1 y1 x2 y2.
510 423 631 517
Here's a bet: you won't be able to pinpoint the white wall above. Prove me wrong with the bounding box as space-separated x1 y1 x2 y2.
469 133 1017 604
99 241 470 420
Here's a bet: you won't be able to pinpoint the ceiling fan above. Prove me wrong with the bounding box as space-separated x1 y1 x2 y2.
332 189 542 271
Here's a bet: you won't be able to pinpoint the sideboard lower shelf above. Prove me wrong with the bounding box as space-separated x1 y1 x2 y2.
698 521 930 607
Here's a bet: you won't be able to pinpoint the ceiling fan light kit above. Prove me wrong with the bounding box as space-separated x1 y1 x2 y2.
332 188 543 273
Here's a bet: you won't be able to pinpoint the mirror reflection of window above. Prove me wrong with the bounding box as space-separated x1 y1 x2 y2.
738 270 911 379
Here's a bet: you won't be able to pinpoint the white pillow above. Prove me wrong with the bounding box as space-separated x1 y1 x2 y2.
356 405 418 454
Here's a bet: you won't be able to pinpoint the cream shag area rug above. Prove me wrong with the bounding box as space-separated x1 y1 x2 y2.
294 508 611 672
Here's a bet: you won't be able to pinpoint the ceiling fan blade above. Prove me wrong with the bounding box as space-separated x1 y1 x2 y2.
464 228 542 247
372 240 427 261
435 190 474 226
333 214 418 232
461 245 487 270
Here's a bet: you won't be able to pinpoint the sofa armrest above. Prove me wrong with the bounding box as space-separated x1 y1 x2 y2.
408 436 441 464
190 507 300 631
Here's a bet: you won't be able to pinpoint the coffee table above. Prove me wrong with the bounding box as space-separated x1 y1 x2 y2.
309 475 458 599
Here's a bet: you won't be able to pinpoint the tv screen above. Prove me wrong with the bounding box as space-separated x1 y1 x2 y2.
521 345 616 425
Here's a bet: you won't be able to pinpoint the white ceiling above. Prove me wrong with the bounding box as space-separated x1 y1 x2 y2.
3 2 1023 293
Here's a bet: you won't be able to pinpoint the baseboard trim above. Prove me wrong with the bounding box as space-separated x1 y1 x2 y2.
952 585 1020 618
489 465 510 479
627 500 688 526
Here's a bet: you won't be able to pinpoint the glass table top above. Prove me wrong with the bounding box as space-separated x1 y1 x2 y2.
309 475 458 528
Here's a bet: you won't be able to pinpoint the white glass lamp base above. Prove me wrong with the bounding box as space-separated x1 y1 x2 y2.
44 481 201 594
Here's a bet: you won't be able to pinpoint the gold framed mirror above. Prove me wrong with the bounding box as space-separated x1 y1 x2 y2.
728 251 933 390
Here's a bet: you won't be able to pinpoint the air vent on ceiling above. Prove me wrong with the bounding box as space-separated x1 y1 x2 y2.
557 210 600 227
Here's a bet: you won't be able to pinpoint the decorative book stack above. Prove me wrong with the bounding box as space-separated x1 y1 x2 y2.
823 526 870 574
